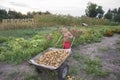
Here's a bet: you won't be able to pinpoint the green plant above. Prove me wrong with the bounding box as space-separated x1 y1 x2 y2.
0 36 8 43
72 52 83 61
0 26 120 64
6 70 19 80
24 72 41 80
72 78 85 80
0 37 45 64
98 46 110 52
83 57 108 77
69 65 79 75
104 30 113 37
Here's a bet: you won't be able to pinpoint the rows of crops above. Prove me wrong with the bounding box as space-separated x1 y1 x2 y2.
0 26 120 64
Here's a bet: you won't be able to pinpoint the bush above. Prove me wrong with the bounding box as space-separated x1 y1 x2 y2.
103 30 113 37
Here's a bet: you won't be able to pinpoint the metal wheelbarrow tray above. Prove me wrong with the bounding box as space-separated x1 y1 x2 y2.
29 48 71 70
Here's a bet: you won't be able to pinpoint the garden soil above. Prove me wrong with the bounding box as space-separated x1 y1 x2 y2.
0 34 120 80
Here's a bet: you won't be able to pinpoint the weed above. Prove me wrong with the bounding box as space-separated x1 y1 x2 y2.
69 65 79 75
24 72 41 80
116 40 120 52
72 52 83 61
98 46 110 52
6 70 19 80
83 57 108 77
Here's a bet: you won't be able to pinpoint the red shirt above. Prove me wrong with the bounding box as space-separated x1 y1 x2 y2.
63 41 71 49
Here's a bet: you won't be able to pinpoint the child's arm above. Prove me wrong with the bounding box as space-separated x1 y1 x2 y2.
67 31 73 38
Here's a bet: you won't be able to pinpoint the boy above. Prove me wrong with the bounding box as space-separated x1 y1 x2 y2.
61 27 73 49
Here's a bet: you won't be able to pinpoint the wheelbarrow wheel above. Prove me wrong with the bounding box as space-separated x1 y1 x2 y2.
58 63 69 80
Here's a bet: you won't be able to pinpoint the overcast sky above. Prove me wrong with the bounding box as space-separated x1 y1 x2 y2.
0 0 120 17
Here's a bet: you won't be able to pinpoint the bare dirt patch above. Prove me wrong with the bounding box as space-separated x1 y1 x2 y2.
71 34 120 80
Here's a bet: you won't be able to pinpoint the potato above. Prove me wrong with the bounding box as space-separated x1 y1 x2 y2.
35 50 69 67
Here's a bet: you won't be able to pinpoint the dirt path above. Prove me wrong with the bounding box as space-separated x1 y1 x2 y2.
0 34 120 80
71 34 120 80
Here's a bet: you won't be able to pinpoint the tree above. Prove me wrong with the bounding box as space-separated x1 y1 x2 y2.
0 9 51 20
27 12 33 18
8 10 20 19
85 2 104 18
104 7 120 22
44 11 51 14
117 7 120 14
96 6 104 18
113 7 120 22
104 9 112 20
112 8 117 14
0 9 8 21
85 2 98 17
114 14 120 22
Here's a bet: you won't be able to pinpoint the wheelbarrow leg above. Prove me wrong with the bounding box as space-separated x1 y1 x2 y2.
58 63 69 80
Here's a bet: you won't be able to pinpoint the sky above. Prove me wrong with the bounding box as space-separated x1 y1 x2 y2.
0 0 120 17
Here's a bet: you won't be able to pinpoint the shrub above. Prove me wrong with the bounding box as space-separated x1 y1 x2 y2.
103 30 113 37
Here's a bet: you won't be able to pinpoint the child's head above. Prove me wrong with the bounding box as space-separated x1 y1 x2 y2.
61 27 68 33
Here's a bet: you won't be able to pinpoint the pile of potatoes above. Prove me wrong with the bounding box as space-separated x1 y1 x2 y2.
35 50 69 67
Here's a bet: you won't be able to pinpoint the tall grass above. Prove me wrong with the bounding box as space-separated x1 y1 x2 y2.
0 14 111 30
80 16 109 25
34 14 110 27
34 14 75 27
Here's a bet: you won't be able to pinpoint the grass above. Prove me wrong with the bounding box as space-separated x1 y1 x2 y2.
0 27 55 38
83 57 108 77
69 65 79 75
7 70 42 80
72 52 83 61
71 78 85 80
0 28 36 38
70 52 109 77
5 70 19 80
24 72 41 80
69 53 109 79
97 46 110 52
116 39 120 52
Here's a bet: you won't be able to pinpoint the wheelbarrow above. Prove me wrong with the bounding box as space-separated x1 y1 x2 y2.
29 37 75 80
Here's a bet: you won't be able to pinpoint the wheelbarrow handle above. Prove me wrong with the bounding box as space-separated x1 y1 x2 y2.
54 35 62 47
54 36 75 48
70 36 75 47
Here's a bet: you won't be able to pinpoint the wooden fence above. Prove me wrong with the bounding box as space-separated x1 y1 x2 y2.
2 18 35 24
0 18 37 30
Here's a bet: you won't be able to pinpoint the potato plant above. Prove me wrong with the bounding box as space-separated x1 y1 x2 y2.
0 26 120 64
